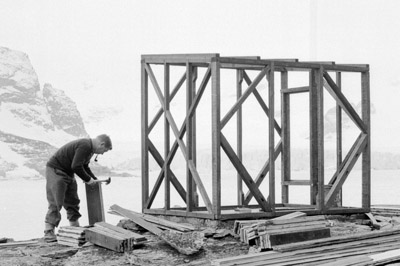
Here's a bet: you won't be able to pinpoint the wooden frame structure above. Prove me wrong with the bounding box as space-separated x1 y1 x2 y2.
141 54 370 220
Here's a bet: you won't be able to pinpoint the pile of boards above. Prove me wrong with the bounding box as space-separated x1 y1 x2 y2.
109 204 203 255
57 222 147 252
85 222 147 252
211 228 400 266
234 212 331 249
372 204 400 217
57 226 86 248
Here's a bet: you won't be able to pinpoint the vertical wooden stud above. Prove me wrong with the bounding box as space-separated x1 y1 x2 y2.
268 63 275 212
186 62 194 212
211 56 221 218
141 58 149 210
236 69 244 205
281 70 290 204
316 67 325 210
164 63 170 210
361 70 371 209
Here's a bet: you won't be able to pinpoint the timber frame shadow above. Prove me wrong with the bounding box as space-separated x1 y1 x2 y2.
141 53 370 220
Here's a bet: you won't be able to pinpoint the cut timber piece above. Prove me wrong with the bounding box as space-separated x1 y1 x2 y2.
85 183 105 225
365 212 381 229
94 222 146 242
109 204 204 255
85 227 127 252
271 211 307 220
0 240 37 248
109 205 163 235
369 248 400 264
57 226 87 247
266 227 331 246
266 215 326 225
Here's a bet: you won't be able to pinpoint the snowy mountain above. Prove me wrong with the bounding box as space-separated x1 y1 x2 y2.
0 47 99 179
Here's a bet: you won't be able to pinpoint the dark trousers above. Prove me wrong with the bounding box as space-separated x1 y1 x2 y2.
44 166 81 227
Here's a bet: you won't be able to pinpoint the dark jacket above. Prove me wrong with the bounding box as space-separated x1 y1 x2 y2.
47 138 97 182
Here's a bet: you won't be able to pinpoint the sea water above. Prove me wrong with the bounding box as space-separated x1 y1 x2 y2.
1 169 399 241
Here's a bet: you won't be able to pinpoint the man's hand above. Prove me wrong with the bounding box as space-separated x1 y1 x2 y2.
86 178 97 186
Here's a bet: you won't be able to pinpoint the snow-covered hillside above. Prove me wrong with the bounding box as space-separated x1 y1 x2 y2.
0 47 89 179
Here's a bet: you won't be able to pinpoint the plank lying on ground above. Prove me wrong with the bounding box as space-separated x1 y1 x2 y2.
273 228 400 252
237 214 330 248
0 240 37 248
109 207 195 232
109 205 163 235
211 229 400 266
94 222 147 242
109 204 204 255
85 226 129 252
369 248 400 265
271 211 307 220
212 240 399 266
85 222 147 252
57 226 87 247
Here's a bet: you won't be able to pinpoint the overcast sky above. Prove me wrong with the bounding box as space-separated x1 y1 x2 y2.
1 0 399 151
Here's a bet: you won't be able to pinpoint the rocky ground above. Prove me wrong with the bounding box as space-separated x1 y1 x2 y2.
1 214 399 266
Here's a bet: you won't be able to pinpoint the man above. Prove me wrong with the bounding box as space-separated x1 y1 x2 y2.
43 134 112 242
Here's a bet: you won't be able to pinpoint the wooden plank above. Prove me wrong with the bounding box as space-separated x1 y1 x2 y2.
164 63 171 211
0 240 37 248
186 63 194 212
220 134 271 212
281 85 310 94
316 67 325 211
110 205 163 235
236 69 243 205
141 60 149 210
85 183 105 225
361 70 371 210
142 53 218 64
281 70 290 205
271 211 307 220
309 69 319 206
94 222 146 241
282 180 310 186
267 227 331 246
85 227 126 252
211 58 221 218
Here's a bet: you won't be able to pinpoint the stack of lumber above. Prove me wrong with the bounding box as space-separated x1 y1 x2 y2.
211 229 400 266
57 226 86 247
85 222 147 252
109 205 195 233
371 204 400 217
235 212 330 249
109 204 204 255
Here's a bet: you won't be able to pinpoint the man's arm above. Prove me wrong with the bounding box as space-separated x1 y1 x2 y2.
84 164 97 180
71 147 95 183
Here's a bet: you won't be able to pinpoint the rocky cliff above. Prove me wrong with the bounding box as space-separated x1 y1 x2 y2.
0 47 91 179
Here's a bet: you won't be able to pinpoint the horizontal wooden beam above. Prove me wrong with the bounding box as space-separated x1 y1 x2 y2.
281 86 310 94
282 180 311 186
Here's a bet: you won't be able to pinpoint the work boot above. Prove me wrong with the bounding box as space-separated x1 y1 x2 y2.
69 220 80 227
44 229 57 243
